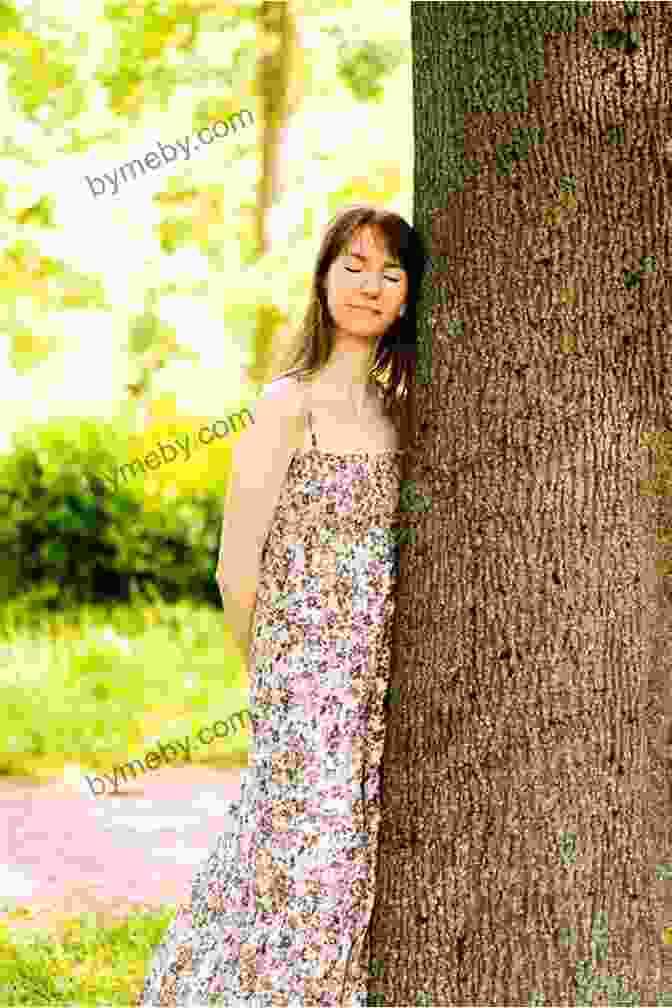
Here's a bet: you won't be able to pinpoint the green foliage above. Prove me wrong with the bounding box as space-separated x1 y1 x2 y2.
0 0 20 32
337 38 407 102
559 926 578 947
0 417 225 615
399 479 432 515
98 1 192 113
592 28 641 52
126 305 165 355
393 526 415 546
607 124 627 146
0 26 78 121
495 125 545 178
623 254 657 291
559 831 578 867
369 959 385 979
13 195 54 228
591 910 609 963
384 685 401 707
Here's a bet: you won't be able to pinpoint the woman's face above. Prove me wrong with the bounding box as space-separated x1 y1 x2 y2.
323 225 409 348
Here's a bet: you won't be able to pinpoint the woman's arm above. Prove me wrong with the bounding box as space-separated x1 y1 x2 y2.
215 378 305 661
216 579 257 661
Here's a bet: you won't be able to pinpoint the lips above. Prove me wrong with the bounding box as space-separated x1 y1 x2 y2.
350 305 381 315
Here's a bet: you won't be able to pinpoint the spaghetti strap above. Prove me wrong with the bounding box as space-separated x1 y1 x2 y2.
300 379 318 452
306 409 318 450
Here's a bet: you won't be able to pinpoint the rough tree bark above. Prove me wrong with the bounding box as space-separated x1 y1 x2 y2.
370 2 672 1005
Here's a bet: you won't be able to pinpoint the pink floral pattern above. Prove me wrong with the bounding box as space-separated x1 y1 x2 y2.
136 431 405 1007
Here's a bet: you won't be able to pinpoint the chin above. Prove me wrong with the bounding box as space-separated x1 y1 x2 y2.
347 328 382 342
342 317 383 333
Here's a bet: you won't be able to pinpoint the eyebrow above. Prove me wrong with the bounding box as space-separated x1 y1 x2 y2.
345 251 403 269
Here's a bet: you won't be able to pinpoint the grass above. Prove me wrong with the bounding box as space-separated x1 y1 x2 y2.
0 905 176 1005
0 594 251 782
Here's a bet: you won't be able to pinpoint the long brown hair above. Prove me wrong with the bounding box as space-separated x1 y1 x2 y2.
272 203 427 450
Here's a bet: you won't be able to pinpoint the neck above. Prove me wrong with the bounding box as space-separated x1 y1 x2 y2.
316 340 379 414
318 338 376 389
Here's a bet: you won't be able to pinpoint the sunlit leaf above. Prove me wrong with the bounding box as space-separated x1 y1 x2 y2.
126 382 146 400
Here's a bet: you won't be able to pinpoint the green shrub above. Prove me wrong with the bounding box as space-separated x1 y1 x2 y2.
0 417 225 619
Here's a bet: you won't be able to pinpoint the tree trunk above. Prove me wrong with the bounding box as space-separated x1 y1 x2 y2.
250 0 304 389
370 2 672 1004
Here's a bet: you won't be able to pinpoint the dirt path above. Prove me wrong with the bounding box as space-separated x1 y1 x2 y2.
0 763 246 940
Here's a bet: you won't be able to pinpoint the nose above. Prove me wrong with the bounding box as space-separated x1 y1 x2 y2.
359 271 383 293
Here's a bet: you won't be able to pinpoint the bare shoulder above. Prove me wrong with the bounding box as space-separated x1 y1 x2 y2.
261 374 304 405
259 374 306 416
235 375 305 451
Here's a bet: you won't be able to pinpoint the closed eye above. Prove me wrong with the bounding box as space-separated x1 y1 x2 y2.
344 267 400 283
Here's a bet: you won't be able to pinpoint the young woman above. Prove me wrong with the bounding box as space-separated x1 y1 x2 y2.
136 203 427 1007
